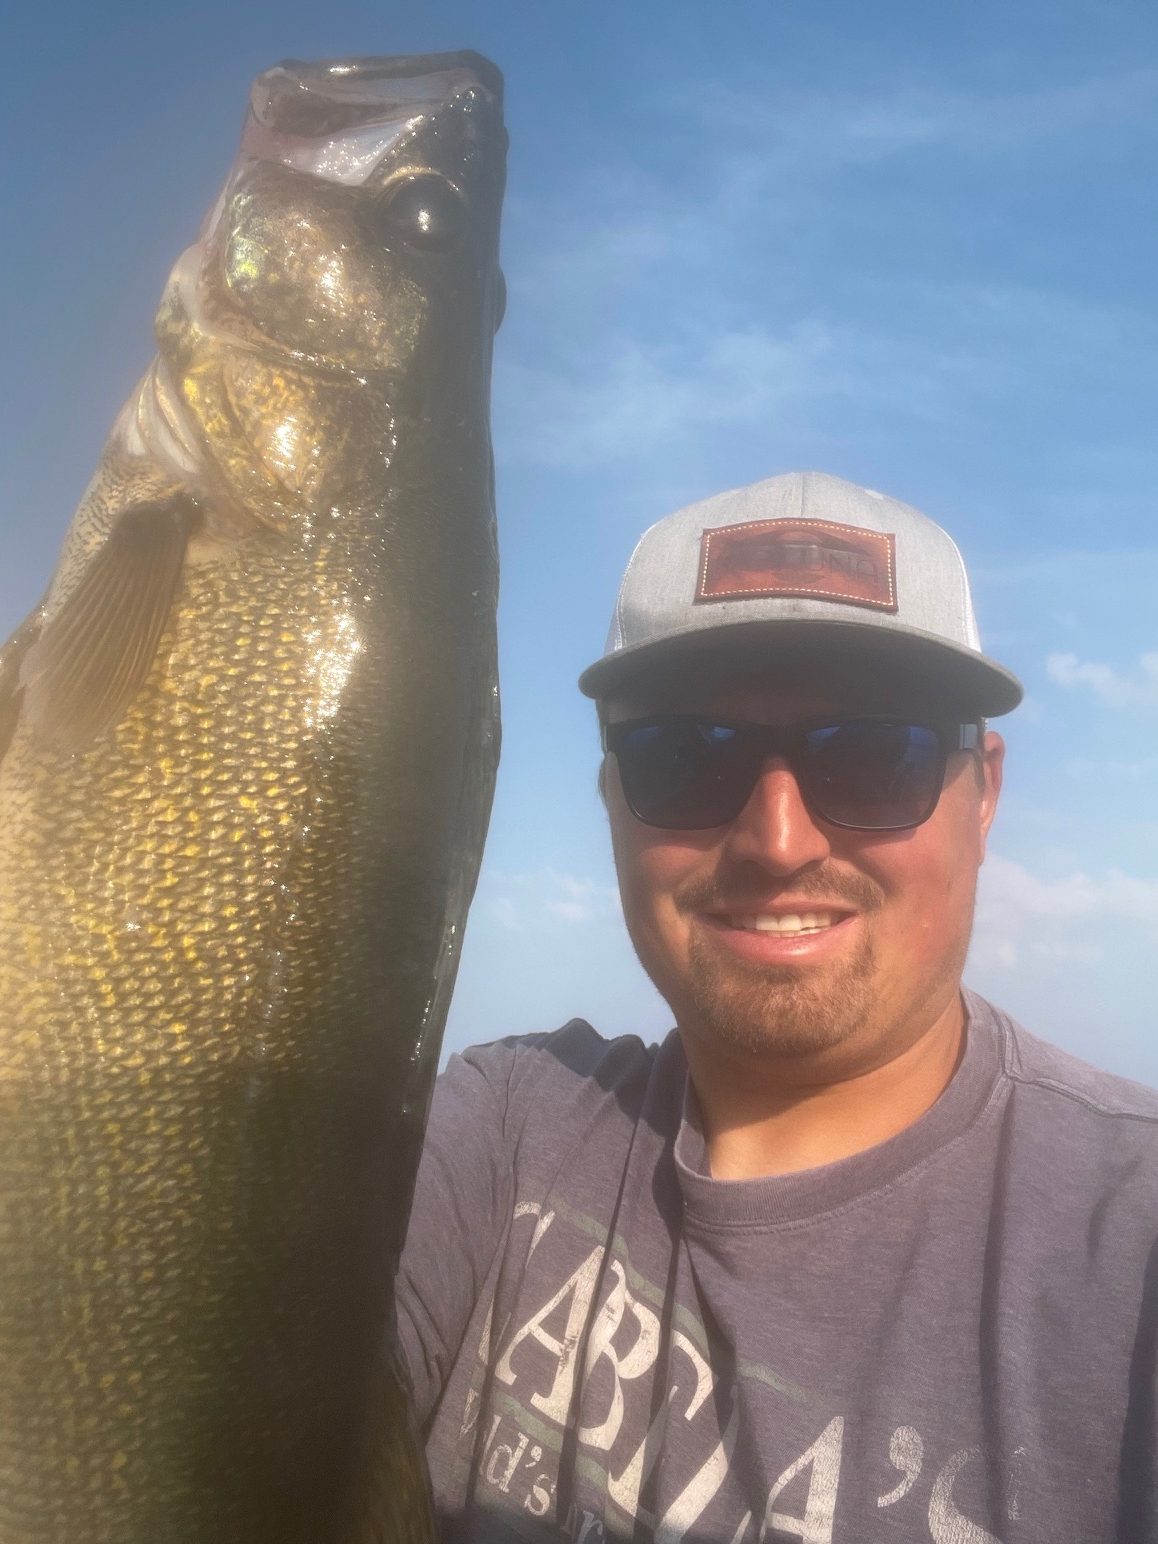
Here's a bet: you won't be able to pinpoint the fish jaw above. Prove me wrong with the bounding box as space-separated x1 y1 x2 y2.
241 53 505 188
203 52 506 375
139 53 506 522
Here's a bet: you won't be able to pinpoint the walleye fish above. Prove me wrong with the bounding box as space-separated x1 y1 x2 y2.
0 52 505 1542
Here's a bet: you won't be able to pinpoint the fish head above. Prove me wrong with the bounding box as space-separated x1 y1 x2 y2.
153 54 507 508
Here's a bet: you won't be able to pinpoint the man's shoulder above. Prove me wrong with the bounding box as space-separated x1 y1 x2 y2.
973 991 1158 1126
968 991 1158 1205
443 1020 675 1146
451 1019 660 1085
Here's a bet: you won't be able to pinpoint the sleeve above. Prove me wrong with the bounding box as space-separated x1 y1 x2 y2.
395 1041 516 1426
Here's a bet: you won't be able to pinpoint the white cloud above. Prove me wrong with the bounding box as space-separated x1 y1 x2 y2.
498 274 1158 472
973 548 1158 588
490 896 520 932
1029 939 1106 965
971 851 1158 970
499 321 834 469
690 68 1158 173
1046 651 1158 709
494 62 1158 485
983 939 1019 970
968 552 1158 697
1066 755 1158 782
983 851 1158 924
501 154 1157 473
486 867 622 930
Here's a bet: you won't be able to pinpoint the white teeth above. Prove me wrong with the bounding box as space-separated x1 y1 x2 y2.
736 911 841 934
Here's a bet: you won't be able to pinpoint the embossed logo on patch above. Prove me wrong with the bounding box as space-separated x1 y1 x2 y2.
696 519 897 612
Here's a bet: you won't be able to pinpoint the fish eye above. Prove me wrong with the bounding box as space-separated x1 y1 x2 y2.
375 174 467 253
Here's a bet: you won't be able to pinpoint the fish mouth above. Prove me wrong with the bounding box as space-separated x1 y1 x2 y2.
231 51 507 212
159 47 506 492
278 52 503 94
250 52 503 143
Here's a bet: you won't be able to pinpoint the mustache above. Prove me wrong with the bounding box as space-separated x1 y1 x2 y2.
675 865 883 916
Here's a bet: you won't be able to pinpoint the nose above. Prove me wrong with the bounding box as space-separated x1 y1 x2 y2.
720 757 832 874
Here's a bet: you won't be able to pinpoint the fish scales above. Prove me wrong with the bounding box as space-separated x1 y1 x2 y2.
0 53 506 1542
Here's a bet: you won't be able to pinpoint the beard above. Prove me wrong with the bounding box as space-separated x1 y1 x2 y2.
671 864 884 1061
683 923 878 1060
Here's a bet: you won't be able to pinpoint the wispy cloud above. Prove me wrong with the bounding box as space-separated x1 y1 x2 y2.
485 868 622 931
973 549 1158 587
492 51 1158 496
971 851 1158 971
490 896 520 932
1066 755 1158 782
968 551 1158 687
543 869 621 924
981 852 1158 924
499 322 834 469
498 276 1157 472
1046 651 1158 709
691 68 1158 172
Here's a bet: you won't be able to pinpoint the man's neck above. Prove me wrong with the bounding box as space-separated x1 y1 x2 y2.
687 996 967 1180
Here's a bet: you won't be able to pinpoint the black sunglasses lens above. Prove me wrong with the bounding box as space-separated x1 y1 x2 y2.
803 721 943 829
611 713 944 833
613 718 948 831
614 720 756 829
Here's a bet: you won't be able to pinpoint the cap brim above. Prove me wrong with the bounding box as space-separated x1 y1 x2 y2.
578 617 1023 718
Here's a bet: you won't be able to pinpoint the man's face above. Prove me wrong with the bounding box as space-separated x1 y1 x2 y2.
603 666 1005 1082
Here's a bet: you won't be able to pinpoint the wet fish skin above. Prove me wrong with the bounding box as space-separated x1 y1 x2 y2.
0 53 505 1542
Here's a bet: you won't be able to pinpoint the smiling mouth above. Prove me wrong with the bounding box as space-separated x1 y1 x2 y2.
719 910 853 936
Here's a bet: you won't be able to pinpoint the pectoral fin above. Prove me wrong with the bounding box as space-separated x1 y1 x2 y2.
0 604 46 765
21 492 199 753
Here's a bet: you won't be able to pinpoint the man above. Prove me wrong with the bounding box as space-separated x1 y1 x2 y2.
397 472 1158 1543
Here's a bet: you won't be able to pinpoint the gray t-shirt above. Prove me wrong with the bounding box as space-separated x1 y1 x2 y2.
397 991 1158 1543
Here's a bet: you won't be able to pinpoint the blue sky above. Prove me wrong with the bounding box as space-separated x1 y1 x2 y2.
2 1 1156 1081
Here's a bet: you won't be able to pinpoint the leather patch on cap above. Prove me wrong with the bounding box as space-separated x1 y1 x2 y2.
696 518 898 612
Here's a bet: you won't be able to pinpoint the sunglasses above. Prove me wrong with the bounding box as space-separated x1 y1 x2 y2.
603 715 981 832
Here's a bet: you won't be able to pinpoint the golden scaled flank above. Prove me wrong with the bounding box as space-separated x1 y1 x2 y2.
0 551 330 1073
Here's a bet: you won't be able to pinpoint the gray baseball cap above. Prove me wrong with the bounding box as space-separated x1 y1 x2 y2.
578 471 1023 716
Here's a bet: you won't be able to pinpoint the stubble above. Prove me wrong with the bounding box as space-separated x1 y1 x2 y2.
684 923 878 1059
675 867 883 1060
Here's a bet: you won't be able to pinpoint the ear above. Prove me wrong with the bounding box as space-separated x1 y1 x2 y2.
977 730 1005 860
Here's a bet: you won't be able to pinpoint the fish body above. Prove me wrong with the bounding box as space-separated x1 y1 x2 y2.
0 53 505 1542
